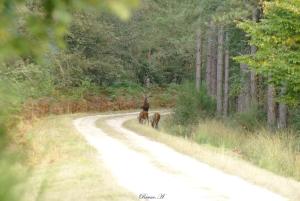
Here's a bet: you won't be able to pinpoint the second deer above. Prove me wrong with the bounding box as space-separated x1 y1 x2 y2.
150 112 160 129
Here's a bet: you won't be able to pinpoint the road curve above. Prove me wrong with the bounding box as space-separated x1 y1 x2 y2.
73 112 287 201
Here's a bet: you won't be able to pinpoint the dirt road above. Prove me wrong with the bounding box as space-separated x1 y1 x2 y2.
73 112 287 201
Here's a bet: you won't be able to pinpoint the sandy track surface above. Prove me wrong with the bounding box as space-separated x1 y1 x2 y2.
73 112 287 201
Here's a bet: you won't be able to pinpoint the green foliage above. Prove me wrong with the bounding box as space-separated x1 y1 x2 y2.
236 0 300 106
232 105 266 132
290 107 300 132
0 0 141 130
0 0 139 60
106 82 143 100
0 78 26 201
0 74 34 151
0 0 299 198
0 1 139 200
173 82 216 126
52 3 196 87
0 155 21 201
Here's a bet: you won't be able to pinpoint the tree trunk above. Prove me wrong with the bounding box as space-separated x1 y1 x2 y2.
250 58 257 104
237 93 244 113
250 7 259 105
195 29 202 91
278 86 288 129
206 22 213 95
145 77 150 88
211 33 217 98
267 81 276 128
223 33 229 117
257 75 264 106
216 26 224 115
238 63 251 112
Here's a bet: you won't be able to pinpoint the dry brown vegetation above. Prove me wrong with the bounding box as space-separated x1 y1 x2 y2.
21 87 176 120
22 97 139 120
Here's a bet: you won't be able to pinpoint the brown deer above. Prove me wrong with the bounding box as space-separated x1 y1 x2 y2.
151 112 160 129
138 111 149 124
141 94 150 112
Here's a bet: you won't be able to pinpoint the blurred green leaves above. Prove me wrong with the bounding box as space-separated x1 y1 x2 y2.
0 1 138 200
0 0 139 60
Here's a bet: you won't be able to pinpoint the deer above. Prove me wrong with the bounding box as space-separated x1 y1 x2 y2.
141 94 150 112
150 112 160 129
138 111 149 124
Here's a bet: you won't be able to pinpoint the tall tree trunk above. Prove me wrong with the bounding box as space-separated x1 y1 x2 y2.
250 7 259 105
267 81 276 128
195 29 202 91
238 63 251 112
257 75 264 106
278 86 288 129
145 48 152 87
216 26 224 115
211 33 217 98
237 92 244 113
250 60 257 104
206 22 213 95
223 33 229 117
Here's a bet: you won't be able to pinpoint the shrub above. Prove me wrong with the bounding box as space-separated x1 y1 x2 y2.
161 115 194 137
232 105 266 132
0 80 24 201
290 107 300 133
173 82 216 126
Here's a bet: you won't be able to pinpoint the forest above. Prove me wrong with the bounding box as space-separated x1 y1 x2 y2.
0 0 299 200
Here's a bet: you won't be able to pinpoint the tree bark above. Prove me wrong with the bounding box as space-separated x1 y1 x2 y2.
250 7 259 105
238 63 251 112
250 57 257 104
223 33 229 117
195 29 202 91
267 81 276 128
237 92 244 113
216 26 224 115
211 33 217 98
206 22 213 95
278 86 288 129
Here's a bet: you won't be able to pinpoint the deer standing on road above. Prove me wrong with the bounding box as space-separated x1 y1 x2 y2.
139 111 149 124
141 95 149 112
151 112 160 129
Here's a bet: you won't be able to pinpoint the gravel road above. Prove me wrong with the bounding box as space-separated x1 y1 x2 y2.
73 112 287 201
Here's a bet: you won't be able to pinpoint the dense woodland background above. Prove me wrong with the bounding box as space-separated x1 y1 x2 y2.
0 0 299 200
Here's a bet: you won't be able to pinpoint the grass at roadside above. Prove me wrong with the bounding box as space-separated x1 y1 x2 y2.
15 114 137 201
193 120 300 180
124 118 300 201
162 116 300 181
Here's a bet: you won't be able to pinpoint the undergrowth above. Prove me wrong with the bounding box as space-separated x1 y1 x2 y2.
162 116 300 181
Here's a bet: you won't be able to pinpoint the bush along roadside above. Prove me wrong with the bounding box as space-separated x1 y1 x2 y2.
162 81 300 181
